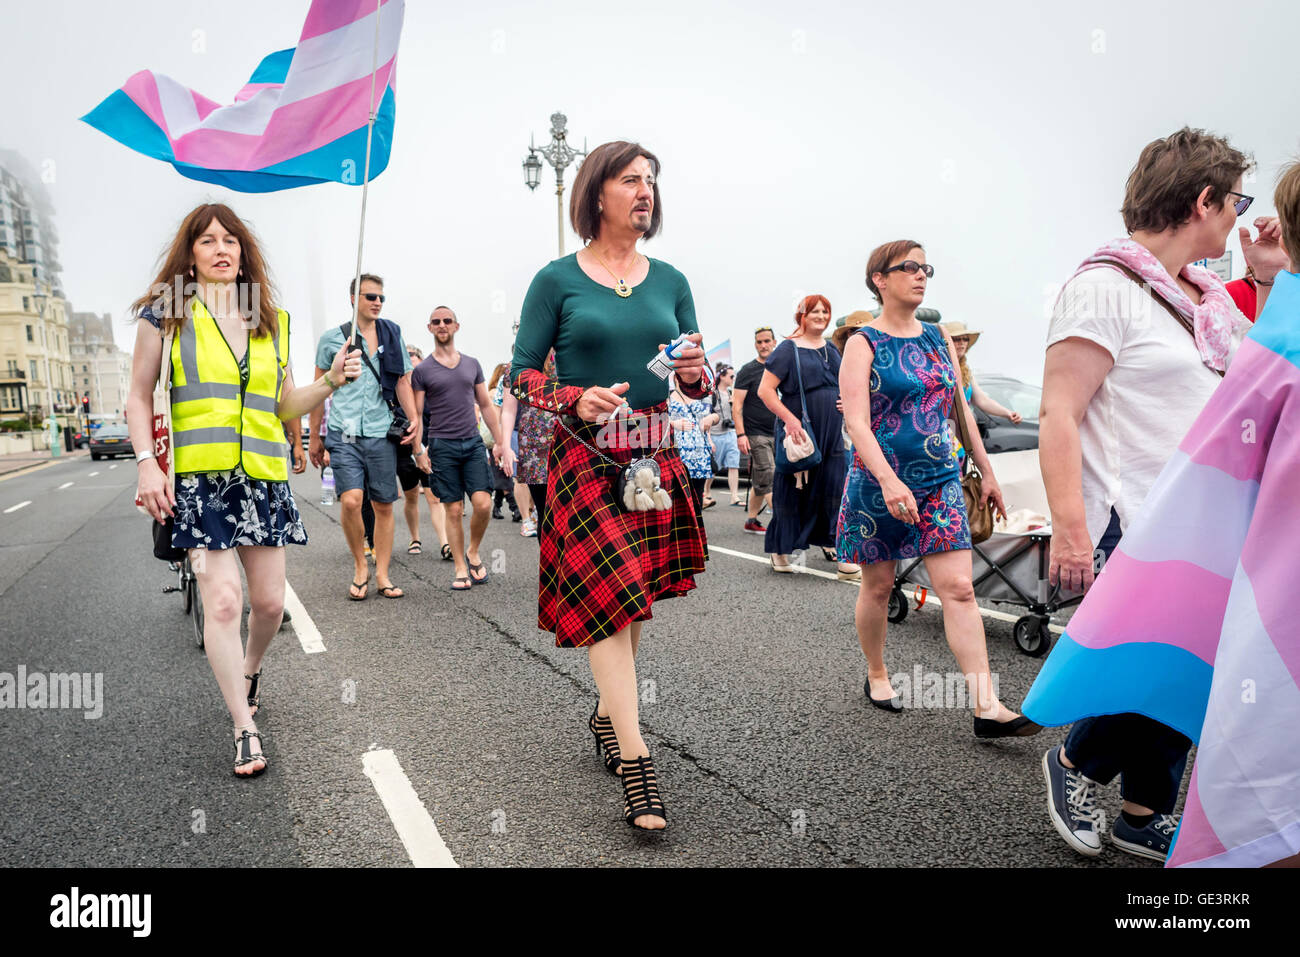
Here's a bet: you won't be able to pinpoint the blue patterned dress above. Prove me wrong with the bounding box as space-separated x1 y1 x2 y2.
836 323 969 565
667 391 714 479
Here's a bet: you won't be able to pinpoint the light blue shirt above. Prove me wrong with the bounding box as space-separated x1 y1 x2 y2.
314 322 412 438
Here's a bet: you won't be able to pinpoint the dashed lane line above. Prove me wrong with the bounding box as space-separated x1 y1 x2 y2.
283 580 325 653
362 749 458 868
88 471 99 477
708 544 1065 633
58 482 74 490
3 500 32 514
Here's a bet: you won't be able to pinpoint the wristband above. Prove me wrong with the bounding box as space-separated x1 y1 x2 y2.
1255 277 1275 286
323 370 339 390
135 449 156 463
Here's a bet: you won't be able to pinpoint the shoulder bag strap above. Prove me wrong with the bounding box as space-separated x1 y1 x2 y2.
792 344 810 419
158 328 175 488
1104 261 1224 379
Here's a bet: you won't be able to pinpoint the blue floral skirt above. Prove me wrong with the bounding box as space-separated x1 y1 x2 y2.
836 468 970 565
172 469 308 550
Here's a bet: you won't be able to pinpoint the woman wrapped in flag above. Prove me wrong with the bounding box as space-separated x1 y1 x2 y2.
1027 153 1300 867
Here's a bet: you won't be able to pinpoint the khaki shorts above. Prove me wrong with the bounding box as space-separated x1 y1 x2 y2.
748 434 775 497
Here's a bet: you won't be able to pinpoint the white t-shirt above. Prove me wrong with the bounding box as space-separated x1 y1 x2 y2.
1046 265 1229 547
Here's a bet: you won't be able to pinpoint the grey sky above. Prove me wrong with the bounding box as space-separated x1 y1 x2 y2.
5 0 1299 383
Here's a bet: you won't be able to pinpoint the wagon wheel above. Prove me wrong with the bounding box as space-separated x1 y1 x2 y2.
887 587 909 624
1013 615 1051 658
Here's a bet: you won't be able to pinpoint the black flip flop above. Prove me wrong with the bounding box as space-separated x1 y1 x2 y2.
466 552 489 585
449 576 472 591
347 580 368 601
440 544 453 561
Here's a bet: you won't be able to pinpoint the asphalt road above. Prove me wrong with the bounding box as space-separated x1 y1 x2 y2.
0 457 1166 868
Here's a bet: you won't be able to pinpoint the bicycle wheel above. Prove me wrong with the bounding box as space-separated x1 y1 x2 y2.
182 560 194 615
192 579 205 649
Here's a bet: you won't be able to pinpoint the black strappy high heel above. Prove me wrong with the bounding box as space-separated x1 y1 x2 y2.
589 703 621 775
621 754 667 830
233 728 268 778
245 670 262 717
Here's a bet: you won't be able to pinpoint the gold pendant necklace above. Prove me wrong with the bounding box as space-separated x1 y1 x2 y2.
588 246 639 298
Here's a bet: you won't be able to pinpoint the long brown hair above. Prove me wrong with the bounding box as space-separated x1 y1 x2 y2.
131 203 279 338
489 362 510 391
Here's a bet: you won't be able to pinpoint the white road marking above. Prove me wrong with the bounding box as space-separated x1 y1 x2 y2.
283 580 325 653
362 749 458 868
88 471 99 477
109 464 117 470
59 482 74 489
709 544 1065 633
4 500 32 514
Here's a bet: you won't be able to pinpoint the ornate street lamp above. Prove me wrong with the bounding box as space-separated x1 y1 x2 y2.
522 112 586 257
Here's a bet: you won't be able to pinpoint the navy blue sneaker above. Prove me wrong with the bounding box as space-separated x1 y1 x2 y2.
1042 746 1105 857
1111 814 1178 862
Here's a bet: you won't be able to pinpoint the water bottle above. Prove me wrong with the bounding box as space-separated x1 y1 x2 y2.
320 466 336 505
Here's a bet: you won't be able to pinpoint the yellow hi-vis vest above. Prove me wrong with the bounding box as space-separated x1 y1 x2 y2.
170 299 290 480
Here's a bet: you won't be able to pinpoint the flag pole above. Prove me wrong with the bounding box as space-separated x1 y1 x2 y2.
347 0 384 370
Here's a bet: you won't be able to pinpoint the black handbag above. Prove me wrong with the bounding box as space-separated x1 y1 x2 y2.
773 345 823 473
153 516 186 561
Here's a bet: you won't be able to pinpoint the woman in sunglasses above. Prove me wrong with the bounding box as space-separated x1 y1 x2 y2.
838 240 1032 738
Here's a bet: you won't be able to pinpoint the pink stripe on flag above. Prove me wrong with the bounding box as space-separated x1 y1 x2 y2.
170 61 394 170
234 83 281 103
191 90 222 121
121 71 168 134
1181 338 1298 483
1065 552 1231 664
1168 764 1228 867
299 0 396 42
1239 393 1300 690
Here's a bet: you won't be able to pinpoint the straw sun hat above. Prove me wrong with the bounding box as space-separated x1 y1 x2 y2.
940 320 982 348
829 310 877 352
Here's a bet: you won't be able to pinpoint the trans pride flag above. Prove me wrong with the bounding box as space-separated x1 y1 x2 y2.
81 0 405 193
1023 271 1300 867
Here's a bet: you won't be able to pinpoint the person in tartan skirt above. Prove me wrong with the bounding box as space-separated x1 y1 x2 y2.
511 141 711 832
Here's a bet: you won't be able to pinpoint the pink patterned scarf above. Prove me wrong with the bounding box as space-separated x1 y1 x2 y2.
1070 238 1249 373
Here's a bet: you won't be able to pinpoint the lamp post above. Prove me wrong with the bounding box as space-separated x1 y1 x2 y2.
523 112 587 258
30 281 60 457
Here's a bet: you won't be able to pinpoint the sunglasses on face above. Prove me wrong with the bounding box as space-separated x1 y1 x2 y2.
1225 190 1254 217
428 318 455 326
881 260 934 278
362 293 385 303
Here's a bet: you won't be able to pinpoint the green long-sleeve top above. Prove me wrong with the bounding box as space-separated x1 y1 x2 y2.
511 254 700 411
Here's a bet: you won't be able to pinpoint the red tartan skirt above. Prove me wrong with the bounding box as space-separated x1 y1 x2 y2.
539 403 707 648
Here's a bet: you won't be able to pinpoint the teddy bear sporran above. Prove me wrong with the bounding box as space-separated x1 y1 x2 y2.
616 458 673 512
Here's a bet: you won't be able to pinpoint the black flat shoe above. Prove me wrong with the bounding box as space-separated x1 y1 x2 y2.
974 714 1043 739
865 678 904 713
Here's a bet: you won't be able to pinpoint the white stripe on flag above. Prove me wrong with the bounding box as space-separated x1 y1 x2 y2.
156 73 202 138
195 3 403 138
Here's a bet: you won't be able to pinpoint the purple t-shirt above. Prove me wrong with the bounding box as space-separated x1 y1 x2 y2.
411 353 484 441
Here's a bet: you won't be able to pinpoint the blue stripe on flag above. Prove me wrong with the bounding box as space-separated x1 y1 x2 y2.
1248 271 1300 369
79 89 176 163
247 48 294 84
1021 632 1213 741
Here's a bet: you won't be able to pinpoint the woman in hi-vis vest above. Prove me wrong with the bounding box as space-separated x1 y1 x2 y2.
127 204 360 779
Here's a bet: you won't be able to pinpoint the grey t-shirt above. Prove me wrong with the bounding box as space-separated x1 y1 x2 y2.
411 353 484 442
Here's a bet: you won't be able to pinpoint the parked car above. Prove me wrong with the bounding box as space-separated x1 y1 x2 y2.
971 373 1041 453
72 430 90 449
89 424 134 460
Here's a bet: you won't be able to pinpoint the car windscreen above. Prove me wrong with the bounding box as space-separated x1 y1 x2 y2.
976 376 1041 424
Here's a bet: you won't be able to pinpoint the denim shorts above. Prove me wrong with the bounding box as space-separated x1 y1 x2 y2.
428 434 494 502
711 430 740 470
324 430 399 503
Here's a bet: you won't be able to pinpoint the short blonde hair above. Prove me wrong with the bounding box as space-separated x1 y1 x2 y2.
1275 160 1300 267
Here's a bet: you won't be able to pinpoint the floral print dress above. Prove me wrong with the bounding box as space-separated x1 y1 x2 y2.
667 390 714 480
